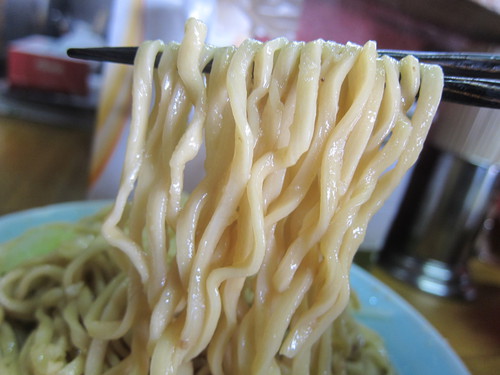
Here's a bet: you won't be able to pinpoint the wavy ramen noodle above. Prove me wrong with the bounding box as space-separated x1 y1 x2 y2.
0 18 443 375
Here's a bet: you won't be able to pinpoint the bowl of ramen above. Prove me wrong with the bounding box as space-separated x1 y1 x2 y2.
0 18 463 375
0 201 469 374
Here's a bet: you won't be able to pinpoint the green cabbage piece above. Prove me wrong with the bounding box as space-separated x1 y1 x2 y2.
0 223 79 275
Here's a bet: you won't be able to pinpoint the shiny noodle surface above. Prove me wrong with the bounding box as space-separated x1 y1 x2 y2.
0 18 442 375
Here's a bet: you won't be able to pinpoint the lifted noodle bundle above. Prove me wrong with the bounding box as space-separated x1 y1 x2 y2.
0 18 442 374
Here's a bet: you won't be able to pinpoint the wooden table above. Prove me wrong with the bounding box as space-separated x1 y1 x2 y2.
1 114 499 375
0 115 92 215
374 265 500 375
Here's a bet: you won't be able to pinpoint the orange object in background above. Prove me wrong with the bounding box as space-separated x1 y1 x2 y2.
7 35 90 96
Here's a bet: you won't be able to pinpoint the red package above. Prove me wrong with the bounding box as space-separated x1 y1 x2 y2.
7 36 90 96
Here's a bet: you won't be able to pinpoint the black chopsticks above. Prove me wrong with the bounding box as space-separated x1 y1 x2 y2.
68 47 141 67
67 46 500 109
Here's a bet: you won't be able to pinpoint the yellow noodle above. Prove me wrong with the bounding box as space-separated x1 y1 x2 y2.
0 18 443 374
